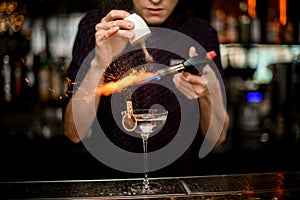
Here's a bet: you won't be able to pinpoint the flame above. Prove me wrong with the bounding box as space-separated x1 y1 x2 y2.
96 68 156 96
93 51 216 97
70 51 216 99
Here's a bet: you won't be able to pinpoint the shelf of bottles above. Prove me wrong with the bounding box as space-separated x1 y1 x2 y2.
0 51 68 138
209 0 300 145
221 43 300 146
210 0 299 44
210 0 300 83
0 2 84 139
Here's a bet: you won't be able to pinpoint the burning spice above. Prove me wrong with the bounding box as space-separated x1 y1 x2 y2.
141 41 154 63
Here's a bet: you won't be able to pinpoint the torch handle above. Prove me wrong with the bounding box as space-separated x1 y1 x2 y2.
181 51 216 75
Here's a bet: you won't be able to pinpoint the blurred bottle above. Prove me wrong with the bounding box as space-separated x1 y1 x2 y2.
226 14 239 43
266 8 281 44
239 2 251 44
57 56 68 101
13 59 22 100
49 57 66 102
23 51 38 105
250 17 261 43
211 9 227 43
282 19 294 44
37 51 50 102
2 55 12 102
247 0 261 43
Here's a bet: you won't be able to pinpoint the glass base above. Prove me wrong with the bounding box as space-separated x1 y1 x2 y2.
131 181 162 194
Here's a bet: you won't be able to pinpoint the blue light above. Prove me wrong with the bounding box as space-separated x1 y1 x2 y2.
247 91 263 103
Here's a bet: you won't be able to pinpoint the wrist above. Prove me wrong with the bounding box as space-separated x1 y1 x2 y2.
199 94 211 106
91 58 106 72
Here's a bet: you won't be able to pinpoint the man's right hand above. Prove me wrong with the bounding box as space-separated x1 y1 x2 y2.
93 10 135 68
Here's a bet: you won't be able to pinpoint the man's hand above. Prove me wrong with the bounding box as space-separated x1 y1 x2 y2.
94 10 135 67
172 46 209 99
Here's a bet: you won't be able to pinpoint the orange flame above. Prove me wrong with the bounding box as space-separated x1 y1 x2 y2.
96 68 156 96
94 51 216 96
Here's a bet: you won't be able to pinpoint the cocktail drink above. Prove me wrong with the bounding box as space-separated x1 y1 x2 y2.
122 108 168 193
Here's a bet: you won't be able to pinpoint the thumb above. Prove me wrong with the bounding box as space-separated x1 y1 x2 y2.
189 46 198 57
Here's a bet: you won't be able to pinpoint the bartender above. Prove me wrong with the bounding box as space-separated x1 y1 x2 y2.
62 0 229 178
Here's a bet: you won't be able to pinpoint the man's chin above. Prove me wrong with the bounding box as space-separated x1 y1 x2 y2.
145 17 166 26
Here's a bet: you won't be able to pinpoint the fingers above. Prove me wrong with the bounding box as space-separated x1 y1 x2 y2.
95 21 118 30
101 10 131 23
173 73 199 99
176 46 213 99
183 72 207 84
189 46 198 57
95 26 120 43
173 72 209 99
98 10 133 30
95 10 135 44
183 73 209 98
96 18 134 31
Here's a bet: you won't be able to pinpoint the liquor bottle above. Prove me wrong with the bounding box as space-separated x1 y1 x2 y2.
13 59 22 100
239 2 251 44
248 0 261 43
266 8 281 44
37 52 50 102
226 14 239 43
211 9 227 44
2 55 12 102
50 58 62 101
23 51 38 105
250 17 261 43
283 19 294 44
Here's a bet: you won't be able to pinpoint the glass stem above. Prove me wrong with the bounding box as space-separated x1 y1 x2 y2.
142 134 149 190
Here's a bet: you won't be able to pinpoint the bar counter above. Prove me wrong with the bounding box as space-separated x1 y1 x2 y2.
1 171 300 199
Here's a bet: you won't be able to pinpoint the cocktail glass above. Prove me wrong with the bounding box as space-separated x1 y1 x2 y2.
121 108 168 194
